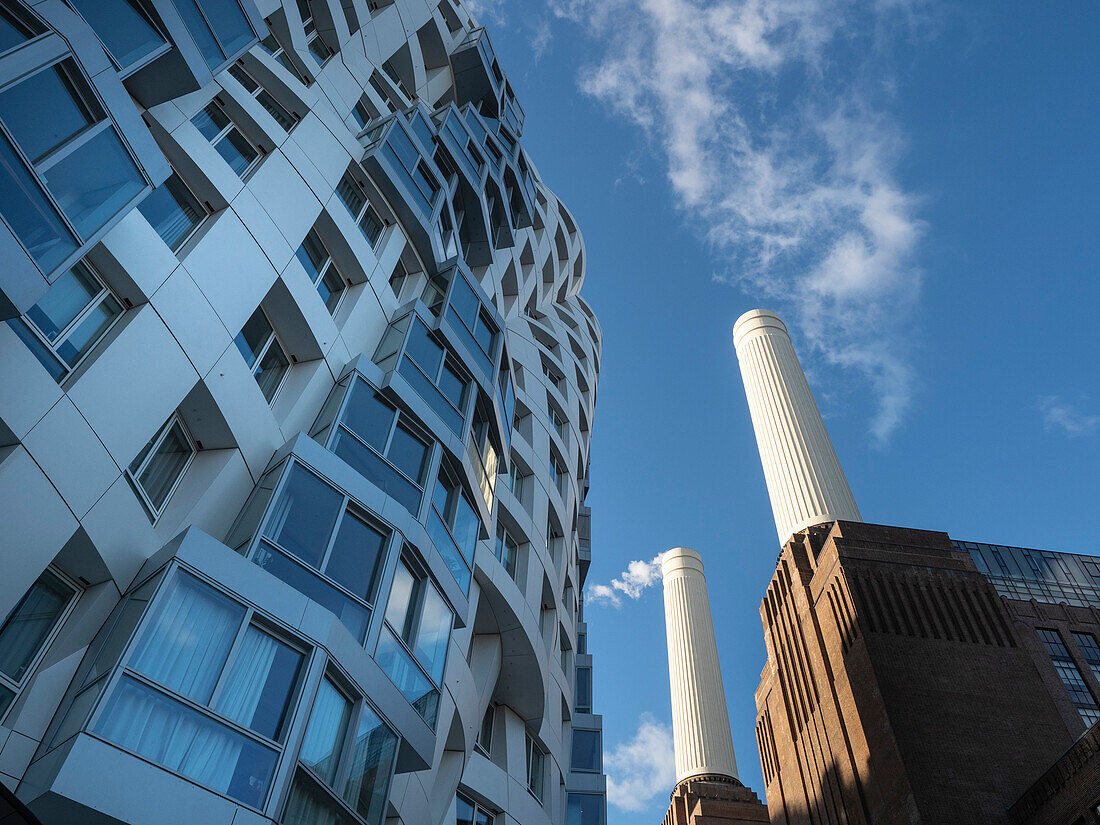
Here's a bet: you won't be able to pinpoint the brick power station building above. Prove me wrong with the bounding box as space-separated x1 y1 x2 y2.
655 309 1100 825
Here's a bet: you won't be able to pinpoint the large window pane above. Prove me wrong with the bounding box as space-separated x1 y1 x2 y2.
234 308 271 367
405 319 443 377
324 512 386 601
70 0 166 70
24 263 99 341
95 676 277 808
451 494 479 562
575 667 592 713
0 570 74 682
412 584 451 684
571 729 601 772
0 62 97 161
387 424 429 484
284 769 359 825
0 131 77 272
384 562 416 638
44 127 145 238
215 129 258 176
214 627 302 741
437 361 466 410
192 102 229 140
300 678 350 784
138 172 204 251
56 293 121 367
375 626 438 727
566 793 605 825
0 5 41 55
197 0 254 57
295 228 327 281
343 704 397 823
129 573 244 704
332 429 422 516
175 0 224 68
342 381 395 451
254 337 289 401
263 465 342 567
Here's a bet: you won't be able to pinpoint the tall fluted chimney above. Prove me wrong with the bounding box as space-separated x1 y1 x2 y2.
732 309 862 544
662 547 739 786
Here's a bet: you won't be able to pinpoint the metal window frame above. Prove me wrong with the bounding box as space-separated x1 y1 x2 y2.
457 790 496 824
126 412 198 520
0 566 82 724
196 98 262 178
227 61 299 132
67 0 171 77
380 554 452 693
181 0 258 66
18 258 125 381
82 567 314 812
524 732 545 803
570 727 603 774
473 704 494 757
298 228 347 315
250 460 394 619
238 305 291 404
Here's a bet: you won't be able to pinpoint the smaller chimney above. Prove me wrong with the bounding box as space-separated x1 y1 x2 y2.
732 309 862 543
663 547 739 786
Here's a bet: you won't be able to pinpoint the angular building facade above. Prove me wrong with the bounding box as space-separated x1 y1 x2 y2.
0 2 607 825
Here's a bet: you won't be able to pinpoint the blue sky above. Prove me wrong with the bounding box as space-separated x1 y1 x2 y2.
472 1 1100 821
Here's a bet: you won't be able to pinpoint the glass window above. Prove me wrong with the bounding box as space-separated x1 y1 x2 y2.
395 317 470 436
254 464 390 643
388 259 408 298
1038 629 1100 727
94 573 301 809
174 0 254 70
137 171 206 251
571 728 601 772
295 227 345 313
127 413 197 517
457 793 494 825
475 704 493 755
286 677 397 825
8 260 123 382
494 523 519 580
193 100 260 177
525 733 544 802
377 559 453 726
566 793 605 825
0 569 77 717
0 2 42 55
1073 632 1100 683
575 666 592 713
259 33 309 84
228 62 298 131
335 170 385 247
69 0 167 71
234 306 289 402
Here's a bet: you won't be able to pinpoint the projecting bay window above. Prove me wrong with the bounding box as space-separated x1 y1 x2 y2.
228 62 300 132
427 464 479 593
566 793 606 825
571 728 601 773
375 557 453 728
68 0 169 74
249 462 391 643
283 675 398 825
193 99 261 177
321 376 432 517
296 228 347 314
172 0 256 71
90 572 305 809
445 270 499 379
137 169 207 252
468 404 499 510
235 306 291 403
7 259 124 382
0 568 80 720
374 313 471 438
0 57 146 275
525 733 545 803
575 666 591 714
127 413 198 519
296 0 333 67
336 170 386 248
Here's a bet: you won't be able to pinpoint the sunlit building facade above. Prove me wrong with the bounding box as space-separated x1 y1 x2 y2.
0 1 606 823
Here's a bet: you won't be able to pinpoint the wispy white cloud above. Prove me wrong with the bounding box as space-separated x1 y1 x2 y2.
530 17 553 61
1039 396 1099 437
466 0 507 25
605 713 676 811
587 551 669 607
545 0 928 443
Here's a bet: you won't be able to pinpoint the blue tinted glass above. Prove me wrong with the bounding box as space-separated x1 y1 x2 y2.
233 308 269 365
567 794 605 825
0 6 40 55
263 464 342 566
175 0 225 68
387 127 419 174
387 424 429 484
341 379 394 451
571 729 601 772
70 0 166 69
404 318 443 376
197 0 253 58
333 430 421 516
192 104 228 140
449 274 480 329
427 509 470 593
0 63 96 162
375 626 439 727
324 512 386 600
215 130 257 176
295 229 327 280
437 361 466 409
25 264 98 340
0 133 78 272
254 542 371 642
44 128 145 239
137 173 203 251
451 493 478 561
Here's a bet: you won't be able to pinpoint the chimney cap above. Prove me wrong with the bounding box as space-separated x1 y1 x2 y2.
662 546 704 578
733 308 787 349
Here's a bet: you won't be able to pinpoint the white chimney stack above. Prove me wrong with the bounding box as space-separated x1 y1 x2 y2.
662 547 739 786
732 309 862 544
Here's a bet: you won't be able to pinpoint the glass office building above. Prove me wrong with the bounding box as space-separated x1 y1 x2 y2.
0 2 607 824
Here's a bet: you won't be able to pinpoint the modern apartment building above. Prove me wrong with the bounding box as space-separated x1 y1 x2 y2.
0 2 607 825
